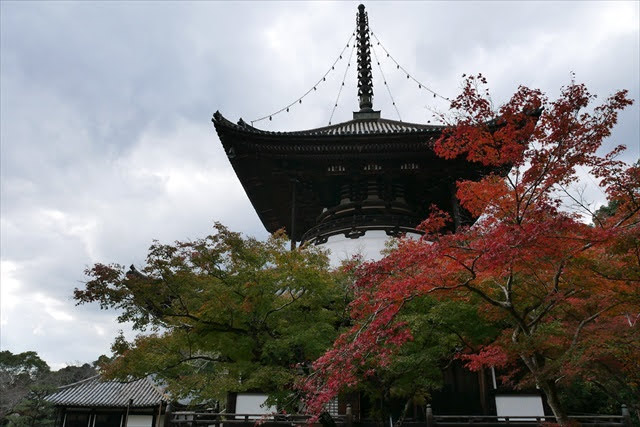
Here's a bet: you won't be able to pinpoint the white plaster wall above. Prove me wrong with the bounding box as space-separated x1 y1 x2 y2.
495 395 545 420
320 230 420 267
127 414 153 427
235 393 275 417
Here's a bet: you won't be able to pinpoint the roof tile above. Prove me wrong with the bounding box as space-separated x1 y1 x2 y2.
46 376 166 408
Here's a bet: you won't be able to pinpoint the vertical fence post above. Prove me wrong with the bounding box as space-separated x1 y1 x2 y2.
426 404 433 427
346 404 353 427
622 405 631 427
163 403 172 427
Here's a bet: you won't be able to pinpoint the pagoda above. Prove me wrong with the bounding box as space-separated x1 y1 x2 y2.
212 5 497 250
212 5 544 417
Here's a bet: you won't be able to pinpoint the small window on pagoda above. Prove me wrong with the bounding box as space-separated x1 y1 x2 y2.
327 165 345 173
400 163 418 170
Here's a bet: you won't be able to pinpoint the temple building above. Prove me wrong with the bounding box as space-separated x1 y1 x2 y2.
212 4 545 420
46 376 167 427
213 5 494 258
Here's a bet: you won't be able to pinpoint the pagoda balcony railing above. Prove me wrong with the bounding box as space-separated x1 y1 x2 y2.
301 212 423 245
316 199 416 224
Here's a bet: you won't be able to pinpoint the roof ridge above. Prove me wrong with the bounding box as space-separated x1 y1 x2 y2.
56 374 101 389
143 375 170 401
374 117 435 127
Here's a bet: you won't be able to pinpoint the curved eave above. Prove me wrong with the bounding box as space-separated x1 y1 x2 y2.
212 111 446 140
210 111 515 241
212 112 448 161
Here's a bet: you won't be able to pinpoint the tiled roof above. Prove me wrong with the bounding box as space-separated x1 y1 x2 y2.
46 375 166 408
213 111 443 137
305 118 438 135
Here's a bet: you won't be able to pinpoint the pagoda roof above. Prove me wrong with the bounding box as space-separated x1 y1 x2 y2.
211 111 486 242
213 111 444 139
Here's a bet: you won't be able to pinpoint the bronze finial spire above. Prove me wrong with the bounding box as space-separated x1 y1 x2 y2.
356 4 373 112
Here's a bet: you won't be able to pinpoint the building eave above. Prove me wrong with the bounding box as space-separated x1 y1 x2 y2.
212 111 445 140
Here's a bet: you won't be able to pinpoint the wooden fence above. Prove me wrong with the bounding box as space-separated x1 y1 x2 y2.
165 404 634 427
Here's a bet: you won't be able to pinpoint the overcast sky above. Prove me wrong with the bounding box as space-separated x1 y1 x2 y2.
1 1 638 370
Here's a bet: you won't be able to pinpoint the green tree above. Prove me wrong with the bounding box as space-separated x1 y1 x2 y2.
74 224 350 409
351 297 499 423
0 351 50 421
1 350 98 426
47 363 96 388
5 386 55 427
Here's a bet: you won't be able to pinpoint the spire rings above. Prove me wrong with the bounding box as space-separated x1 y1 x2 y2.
356 4 374 111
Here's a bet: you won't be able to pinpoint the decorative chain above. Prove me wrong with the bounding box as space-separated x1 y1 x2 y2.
369 30 450 102
328 41 357 125
251 29 357 126
370 41 402 121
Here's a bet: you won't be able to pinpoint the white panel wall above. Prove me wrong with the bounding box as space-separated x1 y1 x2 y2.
235 393 275 417
495 395 545 420
127 415 154 427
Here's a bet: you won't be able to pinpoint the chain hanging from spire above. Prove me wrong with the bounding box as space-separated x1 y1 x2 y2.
370 41 401 121
250 30 356 126
356 4 374 112
369 30 451 102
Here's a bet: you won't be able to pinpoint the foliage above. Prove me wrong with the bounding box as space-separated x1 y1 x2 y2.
0 351 97 426
4 386 56 427
0 351 50 382
302 75 638 425
351 296 500 422
74 224 350 409
47 364 97 389
0 351 50 422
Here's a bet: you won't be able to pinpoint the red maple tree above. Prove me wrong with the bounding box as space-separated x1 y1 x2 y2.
302 75 638 425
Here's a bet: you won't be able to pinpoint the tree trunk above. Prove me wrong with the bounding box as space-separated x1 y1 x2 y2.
539 379 569 426
519 352 569 426
394 397 412 427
